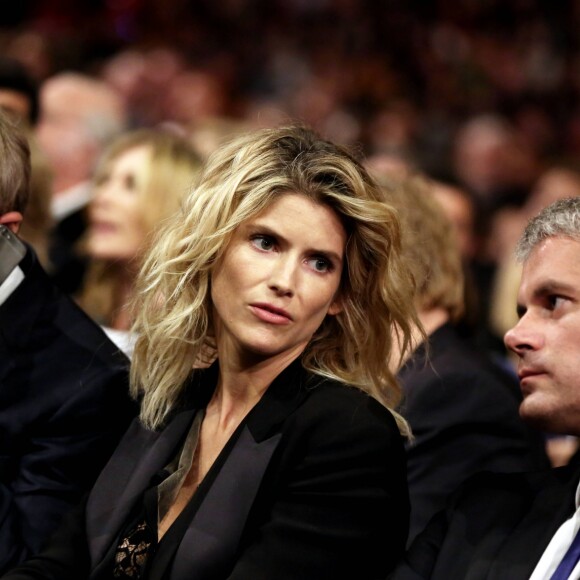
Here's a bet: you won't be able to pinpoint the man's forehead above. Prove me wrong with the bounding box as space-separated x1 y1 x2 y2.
520 236 580 294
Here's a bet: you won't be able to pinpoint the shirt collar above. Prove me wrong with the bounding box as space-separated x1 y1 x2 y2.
0 265 24 306
51 181 92 220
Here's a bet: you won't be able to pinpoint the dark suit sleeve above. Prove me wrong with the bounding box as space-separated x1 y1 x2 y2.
227 389 409 580
0 497 90 580
0 251 137 573
389 510 450 579
401 360 548 543
0 366 133 572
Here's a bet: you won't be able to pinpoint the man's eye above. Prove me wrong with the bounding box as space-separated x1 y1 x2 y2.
251 235 275 251
548 295 566 310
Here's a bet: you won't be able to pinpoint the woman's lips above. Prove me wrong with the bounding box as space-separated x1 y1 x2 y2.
250 303 292 325
90 221 117 235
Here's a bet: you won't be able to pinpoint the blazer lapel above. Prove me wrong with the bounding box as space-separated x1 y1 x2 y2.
486 464 580 580
166 425 282 580
157 358 313 580
87 409 196 568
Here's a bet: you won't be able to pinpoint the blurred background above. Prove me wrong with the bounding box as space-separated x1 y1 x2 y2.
5 0 580 357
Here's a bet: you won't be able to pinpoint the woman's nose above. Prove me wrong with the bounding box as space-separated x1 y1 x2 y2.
268 257 296 297
92 181 114 206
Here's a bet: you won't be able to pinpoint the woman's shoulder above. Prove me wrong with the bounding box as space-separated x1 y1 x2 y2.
293 377 403 443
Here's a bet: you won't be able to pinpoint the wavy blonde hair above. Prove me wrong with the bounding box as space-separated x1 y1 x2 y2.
130 125 421 435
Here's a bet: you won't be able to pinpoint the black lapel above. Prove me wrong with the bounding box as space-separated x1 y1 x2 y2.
164 425 282 580
486 460 580 580
152 357 315 580
87 410 197 568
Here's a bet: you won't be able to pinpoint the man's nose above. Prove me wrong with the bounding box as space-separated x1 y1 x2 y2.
504 315 543 355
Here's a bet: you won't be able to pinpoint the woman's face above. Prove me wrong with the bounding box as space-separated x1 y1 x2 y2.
87 145 150 262
211 193 346 366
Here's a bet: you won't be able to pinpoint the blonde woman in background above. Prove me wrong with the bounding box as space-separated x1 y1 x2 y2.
77 128 202 356
6 125 420 579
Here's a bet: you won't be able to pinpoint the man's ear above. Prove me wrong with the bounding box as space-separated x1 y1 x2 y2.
0 211 23 234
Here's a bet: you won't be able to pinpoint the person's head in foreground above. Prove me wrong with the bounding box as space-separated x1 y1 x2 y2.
505 196 580 436
130 124 420 433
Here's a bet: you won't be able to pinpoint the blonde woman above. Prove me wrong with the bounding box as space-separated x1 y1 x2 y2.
7 125 420 579
77 127 202 355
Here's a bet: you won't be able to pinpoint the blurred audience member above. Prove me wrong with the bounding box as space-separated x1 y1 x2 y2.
429 177 487 344
100 47 185 128
0 57 53 267
18 138 53 268
364 150 416 182
187 116 252 160
452 113 539 212
374 172 549 544
36 71 128 294
430 179 478 262
77 127 202 356
490 164 580 341
0 57 39 125
0 110 136 573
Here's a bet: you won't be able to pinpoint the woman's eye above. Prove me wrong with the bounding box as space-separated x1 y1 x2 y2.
251 235 275 251
308 256 332 273
123 174 137 191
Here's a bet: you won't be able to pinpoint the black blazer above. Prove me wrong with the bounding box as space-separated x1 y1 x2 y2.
0 247 136 573
398 323 549 543
5 359 410 580
49 203 88 295
391 453 580 579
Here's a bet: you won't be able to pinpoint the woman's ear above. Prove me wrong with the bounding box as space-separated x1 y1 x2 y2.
327 296 343 316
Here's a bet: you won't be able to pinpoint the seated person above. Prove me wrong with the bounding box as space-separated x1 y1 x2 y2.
4 125 420 580
76 127 202 357
0 111 136 573
392 197 580 579
374 173 549 543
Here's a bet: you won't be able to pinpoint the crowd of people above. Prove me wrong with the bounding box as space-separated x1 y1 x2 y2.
2 1 580 578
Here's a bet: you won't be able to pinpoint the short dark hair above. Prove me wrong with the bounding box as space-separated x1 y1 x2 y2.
0 110 31 215
0 58 39 125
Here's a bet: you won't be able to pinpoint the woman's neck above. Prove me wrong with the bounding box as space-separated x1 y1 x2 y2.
211 344 302 429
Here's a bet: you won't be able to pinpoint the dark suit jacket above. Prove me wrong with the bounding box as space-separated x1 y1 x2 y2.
398 323 549 543
5 359 410 580
49 204 88 295
391 452 580 579
0 247 136 573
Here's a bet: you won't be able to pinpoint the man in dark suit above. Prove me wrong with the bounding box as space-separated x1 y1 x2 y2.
392 196 580 579
0 110 136 573
378 176 548 544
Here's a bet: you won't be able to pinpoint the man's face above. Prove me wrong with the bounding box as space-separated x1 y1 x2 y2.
504 236 580 434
